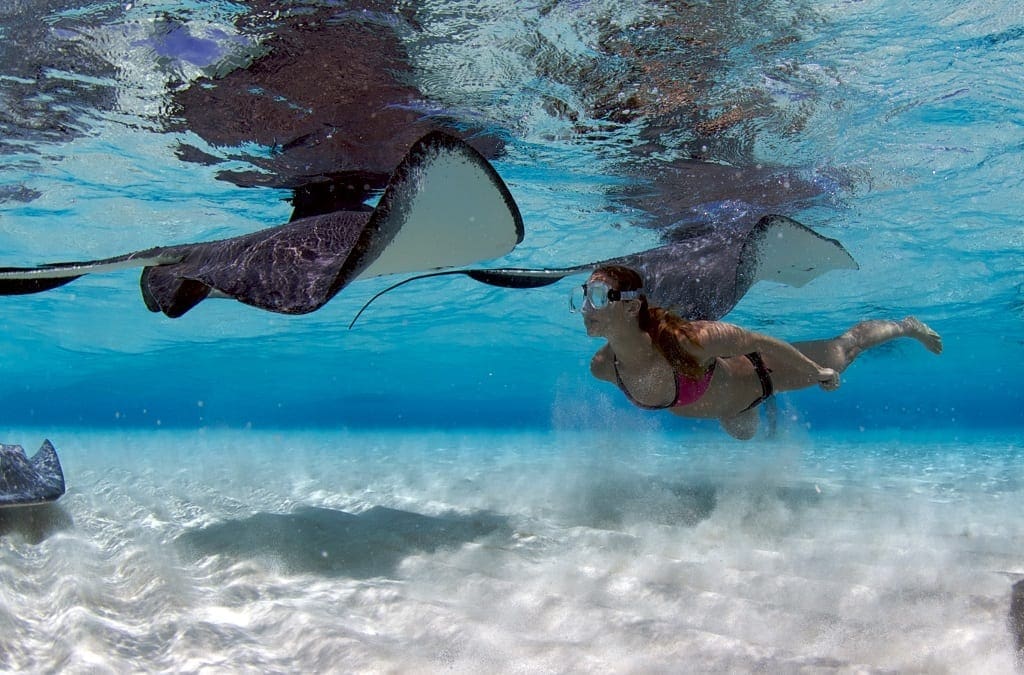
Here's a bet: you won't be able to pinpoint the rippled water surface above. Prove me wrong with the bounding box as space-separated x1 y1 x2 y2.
0 0 1022 671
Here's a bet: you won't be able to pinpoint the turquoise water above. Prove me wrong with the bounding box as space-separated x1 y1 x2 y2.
1 0 1022 671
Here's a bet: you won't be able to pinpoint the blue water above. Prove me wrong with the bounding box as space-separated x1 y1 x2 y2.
1 0 1022 671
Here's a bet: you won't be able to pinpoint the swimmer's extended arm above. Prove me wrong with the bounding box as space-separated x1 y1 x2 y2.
688 321 839 390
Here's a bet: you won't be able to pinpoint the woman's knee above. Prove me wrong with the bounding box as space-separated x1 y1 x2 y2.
719 410 759 440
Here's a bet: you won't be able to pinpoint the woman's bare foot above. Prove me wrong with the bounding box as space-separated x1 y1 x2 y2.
902 317 943 354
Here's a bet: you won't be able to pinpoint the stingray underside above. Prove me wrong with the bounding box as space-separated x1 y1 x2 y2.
736 214 858 289
0 440 66 507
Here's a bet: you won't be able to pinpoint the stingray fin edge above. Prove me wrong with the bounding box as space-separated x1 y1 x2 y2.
0 249 182 298
30 440 65 497
0 273 82 295
741 214 858 290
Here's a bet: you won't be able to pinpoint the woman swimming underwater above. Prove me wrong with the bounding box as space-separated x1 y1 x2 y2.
575 265 943 439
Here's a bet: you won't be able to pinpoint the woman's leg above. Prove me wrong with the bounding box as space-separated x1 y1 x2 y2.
791 316 942 375
719 406 760 440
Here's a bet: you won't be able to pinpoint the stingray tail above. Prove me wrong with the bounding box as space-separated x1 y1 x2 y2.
348 267 578 328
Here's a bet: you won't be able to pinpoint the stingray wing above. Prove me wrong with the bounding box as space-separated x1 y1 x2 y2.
0 249 182 295
0 439 66 507
606 214 857 319
0 132 524 317
145 131 524 316
738 214 858 288
350 215 856 324
139 210 376 316
349 131 524 280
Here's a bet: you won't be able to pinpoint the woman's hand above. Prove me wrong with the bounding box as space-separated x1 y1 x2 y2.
818 368 840 391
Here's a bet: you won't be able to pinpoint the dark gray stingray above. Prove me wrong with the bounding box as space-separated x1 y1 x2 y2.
0 133 524 318
0 439 65 507
349 214 858 326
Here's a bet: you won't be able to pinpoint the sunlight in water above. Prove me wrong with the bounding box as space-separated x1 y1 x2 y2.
0 0 1021 671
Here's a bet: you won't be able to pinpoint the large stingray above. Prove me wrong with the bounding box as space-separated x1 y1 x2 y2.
348 214 858 326
0 440 65 507
0 132 524 317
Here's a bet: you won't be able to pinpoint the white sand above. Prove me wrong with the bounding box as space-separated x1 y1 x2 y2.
0 426 1020 672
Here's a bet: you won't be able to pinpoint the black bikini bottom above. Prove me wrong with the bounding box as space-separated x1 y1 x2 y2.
741 352 774 412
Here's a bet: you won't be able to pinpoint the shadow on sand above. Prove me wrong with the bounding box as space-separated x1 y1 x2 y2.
1010 578 1024 665
176 505 511 578
0 503 74 544
572 476 824 529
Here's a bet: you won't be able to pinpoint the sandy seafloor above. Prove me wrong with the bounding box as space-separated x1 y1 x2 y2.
0 426 1019 672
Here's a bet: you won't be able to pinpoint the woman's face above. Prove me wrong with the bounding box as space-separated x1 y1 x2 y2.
578 276 636 337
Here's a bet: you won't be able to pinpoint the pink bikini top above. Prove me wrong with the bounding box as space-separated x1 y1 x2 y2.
612 355 716 410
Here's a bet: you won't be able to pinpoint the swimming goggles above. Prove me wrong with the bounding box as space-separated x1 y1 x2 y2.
569 281 640 313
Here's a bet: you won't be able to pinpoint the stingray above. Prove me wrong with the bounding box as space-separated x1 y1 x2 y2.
0 132 524 318
0 440 65 507
348 214 858 326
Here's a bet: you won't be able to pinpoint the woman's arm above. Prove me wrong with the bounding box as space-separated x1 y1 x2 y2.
688 321 839 389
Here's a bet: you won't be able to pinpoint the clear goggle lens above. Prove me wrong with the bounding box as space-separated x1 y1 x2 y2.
569 282 637 313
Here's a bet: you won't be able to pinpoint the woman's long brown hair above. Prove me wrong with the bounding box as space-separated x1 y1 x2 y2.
590 265 706 377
